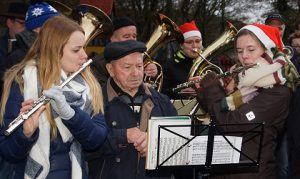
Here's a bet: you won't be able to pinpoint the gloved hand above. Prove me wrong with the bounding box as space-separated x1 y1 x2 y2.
200 72 221 89
43 86 75 120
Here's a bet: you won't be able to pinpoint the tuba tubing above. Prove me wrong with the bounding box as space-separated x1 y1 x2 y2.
188 21 237 79
143 13 183 91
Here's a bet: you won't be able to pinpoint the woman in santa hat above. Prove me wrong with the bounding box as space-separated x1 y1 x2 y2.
195 24 299 179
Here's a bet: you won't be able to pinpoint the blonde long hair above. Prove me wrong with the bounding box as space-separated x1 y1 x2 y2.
0 16 103 137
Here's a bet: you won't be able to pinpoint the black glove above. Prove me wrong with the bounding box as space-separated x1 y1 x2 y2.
200 72 221 89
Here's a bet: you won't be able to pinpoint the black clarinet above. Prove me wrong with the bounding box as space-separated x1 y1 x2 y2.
5 59 93 136
172 63 258 93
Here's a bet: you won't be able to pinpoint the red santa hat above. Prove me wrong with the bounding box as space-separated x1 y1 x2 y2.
239 24 283 52
179 20 202 40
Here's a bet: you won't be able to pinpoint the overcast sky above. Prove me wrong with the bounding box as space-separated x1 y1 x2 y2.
225 0 273 24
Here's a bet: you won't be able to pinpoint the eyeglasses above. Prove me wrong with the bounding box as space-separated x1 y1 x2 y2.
13 19 25 25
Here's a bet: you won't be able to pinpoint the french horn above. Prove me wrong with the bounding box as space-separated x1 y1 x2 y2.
143 13 183 91
188 22 237 79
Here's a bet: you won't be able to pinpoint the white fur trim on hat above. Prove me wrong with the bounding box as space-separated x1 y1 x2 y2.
239 25 275 51
183 30 202 40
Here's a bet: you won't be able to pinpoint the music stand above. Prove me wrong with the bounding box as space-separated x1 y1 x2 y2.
147 120 264 179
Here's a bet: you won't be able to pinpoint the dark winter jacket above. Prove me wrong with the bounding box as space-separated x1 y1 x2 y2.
161 50 194 99
0 82 108 179
87 78 177 179
288 86 300 179
199 83 290 179
290 50 300 74
90 53 109 86
5 29 37 70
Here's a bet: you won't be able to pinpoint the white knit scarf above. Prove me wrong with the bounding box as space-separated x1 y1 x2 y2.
222 52 287 111
23 61 92 179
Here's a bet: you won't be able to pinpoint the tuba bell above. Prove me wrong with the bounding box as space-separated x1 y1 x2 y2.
143 13 183 91
46 1 113 47
188 22 237 79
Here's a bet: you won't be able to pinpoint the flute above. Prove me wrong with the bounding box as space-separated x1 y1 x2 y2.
172 63 258 93
5 59 93 136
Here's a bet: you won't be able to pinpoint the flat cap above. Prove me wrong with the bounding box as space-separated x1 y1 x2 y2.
104 40 146 63
265 13 285 24
113 17 137 31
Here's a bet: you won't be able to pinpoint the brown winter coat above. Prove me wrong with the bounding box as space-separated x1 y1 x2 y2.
199 84 290 179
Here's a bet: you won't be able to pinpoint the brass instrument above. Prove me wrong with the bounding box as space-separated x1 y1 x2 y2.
188 22 237 79
76 4 112 46
173 63 258 93
46 1 113 47
143 13 183 91
283 46 294 59
5 59 93 136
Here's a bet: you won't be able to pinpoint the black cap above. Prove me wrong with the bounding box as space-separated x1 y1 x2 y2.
0 2 29 20
113 17 137 31
104 40 146 63
265 13 285 24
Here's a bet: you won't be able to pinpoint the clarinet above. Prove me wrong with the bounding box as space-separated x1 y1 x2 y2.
172 63 258 93
5 59 93 136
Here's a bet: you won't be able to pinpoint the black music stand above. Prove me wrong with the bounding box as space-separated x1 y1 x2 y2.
148 120 264 179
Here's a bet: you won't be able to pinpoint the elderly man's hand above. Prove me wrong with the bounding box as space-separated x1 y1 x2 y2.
134 132 147 157
144 63 158 77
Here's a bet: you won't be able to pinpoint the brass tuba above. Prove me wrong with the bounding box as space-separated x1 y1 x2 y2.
188 22 237 79
143 13 183 91
46 1 113 47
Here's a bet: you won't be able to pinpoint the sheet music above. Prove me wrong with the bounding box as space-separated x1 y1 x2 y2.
187 136 242 165
146 116 243 170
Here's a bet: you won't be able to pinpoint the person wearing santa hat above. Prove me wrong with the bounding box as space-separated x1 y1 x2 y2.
193 24 299 179
161 20 204 99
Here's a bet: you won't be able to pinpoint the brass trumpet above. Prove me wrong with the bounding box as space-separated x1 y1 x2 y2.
173 63 258 93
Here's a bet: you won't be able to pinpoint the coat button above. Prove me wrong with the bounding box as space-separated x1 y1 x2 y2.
112 121 117 126
115 157 120 162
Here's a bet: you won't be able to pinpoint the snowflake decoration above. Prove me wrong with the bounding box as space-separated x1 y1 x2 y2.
48 6 57 13
31 7 44 17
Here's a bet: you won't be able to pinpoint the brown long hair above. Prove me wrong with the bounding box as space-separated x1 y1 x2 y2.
0 16 103 137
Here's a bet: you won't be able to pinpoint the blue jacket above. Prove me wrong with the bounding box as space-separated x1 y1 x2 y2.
0 82 108 179
87 79 177 179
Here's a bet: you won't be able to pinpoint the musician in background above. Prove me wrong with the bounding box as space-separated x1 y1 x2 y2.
0 1 59 102
289 30 300 72
195 24 298 179
0 16 108 179
87 40 177 179
161 20 203 99
91 17 158 86
264 13 294 179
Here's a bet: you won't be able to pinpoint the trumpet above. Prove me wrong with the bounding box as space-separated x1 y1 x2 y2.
5 59 93 136
172 63 258 93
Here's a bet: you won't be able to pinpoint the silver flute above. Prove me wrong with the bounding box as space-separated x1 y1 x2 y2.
5 59 93 136
172 63 258 93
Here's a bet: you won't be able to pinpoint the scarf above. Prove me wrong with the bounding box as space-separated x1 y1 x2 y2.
23 61 92 179
221 50 299 111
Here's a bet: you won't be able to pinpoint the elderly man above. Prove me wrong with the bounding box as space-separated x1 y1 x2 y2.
265 13 286 38
91 17 158 86
87 40 177 179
